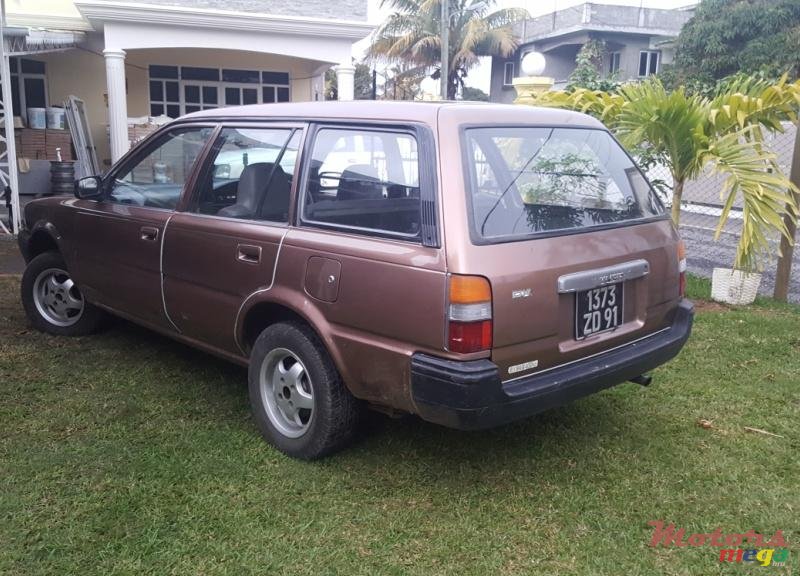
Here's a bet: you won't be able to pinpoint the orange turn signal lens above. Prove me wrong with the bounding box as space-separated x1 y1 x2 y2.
449 275 491 304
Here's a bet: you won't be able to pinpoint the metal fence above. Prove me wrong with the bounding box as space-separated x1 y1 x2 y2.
646 123 800 303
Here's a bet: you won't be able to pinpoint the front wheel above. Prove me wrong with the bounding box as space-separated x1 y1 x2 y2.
248 322 361 459
21 251 105 336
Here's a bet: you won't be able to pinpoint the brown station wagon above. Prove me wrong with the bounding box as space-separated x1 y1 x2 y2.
18 101 693 459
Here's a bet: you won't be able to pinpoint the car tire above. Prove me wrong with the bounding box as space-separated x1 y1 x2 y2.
21 251 105 336
248 321 361 460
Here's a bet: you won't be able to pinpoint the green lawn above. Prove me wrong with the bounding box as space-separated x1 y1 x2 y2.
1 273 798 575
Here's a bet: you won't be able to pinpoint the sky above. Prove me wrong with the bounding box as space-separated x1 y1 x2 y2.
354 0 693 94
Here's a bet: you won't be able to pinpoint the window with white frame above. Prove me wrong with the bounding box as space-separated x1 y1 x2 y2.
261 71 290 103
503 61 515 86
148 66 290 118
609 52 621 74
6 57 48 120
638 51 659 77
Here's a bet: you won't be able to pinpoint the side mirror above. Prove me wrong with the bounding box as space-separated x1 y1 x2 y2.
214 164 231 179
75 176 103 200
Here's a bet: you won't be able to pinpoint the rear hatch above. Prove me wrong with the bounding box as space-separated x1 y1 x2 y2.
459 126 682 380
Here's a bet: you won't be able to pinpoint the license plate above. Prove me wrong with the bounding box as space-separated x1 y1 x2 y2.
575 283 623 340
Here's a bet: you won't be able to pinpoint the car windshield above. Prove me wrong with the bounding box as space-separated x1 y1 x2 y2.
464 127 664 241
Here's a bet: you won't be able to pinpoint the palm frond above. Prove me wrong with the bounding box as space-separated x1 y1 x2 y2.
480 7 528 29
705 126 798 271
366 0 525 83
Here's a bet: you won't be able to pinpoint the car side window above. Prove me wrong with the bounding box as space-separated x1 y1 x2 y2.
107 127 213 210
303 128 421 238
193 127 300 222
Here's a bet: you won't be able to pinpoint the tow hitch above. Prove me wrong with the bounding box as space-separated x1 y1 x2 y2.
630 374 653 386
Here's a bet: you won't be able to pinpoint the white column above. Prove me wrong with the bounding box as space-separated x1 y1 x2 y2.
335 64 355 101
104 49 129 163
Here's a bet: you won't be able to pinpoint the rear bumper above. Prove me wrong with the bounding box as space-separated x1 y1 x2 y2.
411 299 694 430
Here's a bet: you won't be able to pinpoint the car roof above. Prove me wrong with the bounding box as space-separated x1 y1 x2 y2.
182 100 605 130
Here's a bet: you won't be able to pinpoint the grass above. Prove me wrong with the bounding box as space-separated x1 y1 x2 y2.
1 272 798 575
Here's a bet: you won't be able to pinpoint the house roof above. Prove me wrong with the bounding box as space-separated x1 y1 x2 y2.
75 1 373 40
516 2 695 45
121 0 364 18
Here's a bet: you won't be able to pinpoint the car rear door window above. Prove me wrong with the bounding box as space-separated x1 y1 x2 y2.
107 127 213 210
192 127 300 222
302 127 421 238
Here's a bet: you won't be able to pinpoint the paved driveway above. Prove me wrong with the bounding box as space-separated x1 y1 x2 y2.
679 211 800 304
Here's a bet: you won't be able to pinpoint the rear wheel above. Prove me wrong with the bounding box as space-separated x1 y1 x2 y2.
248 322 361 459
21 251 105 336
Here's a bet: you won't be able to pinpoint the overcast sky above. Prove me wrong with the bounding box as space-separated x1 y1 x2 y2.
355 0 694 94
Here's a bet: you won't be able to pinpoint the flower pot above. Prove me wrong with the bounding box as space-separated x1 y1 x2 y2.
711 268 762 305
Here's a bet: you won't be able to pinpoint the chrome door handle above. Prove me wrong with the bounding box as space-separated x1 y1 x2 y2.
237 244 261 264
140 226 159 241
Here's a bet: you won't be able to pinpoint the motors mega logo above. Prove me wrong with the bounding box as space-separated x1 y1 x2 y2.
648 521 790 567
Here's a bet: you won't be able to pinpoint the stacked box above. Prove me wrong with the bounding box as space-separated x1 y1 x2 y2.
128 124 159 147
20 129 47 160
0 128 74 162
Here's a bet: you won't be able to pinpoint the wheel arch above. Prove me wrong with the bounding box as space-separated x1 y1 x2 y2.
236 290 350 383
25 222 63 262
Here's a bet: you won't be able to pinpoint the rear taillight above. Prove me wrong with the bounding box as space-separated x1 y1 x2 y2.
447 275 492 353
678 241 687 297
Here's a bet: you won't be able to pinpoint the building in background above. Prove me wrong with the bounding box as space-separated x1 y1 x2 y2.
4 0 372 165
489 2 694 103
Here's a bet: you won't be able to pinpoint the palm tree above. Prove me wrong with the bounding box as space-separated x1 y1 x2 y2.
368 0 527 100
534 76 800 272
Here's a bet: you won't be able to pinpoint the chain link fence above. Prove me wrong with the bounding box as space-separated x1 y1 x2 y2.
646 123 799 303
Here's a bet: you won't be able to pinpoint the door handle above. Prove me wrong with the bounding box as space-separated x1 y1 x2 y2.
140 226 159 242
237 244 261 264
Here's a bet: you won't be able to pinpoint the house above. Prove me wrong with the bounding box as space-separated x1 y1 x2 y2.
489 3 694 103
3 0 373 166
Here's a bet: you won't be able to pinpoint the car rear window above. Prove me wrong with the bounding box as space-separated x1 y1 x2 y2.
464 127 664 242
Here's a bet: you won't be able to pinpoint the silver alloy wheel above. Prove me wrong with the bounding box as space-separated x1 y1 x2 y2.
32 267 85 327
259 347 314 438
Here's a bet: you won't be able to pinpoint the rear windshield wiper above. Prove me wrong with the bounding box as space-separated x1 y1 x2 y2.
480 128 555 236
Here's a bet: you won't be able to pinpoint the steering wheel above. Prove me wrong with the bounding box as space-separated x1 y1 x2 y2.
112 179 148 206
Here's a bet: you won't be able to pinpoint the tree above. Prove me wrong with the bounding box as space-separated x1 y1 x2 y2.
672 0 800 87
325 62 375 100
461 86 488 101
566 40 620 92
368 0 527 100
534 76 800 271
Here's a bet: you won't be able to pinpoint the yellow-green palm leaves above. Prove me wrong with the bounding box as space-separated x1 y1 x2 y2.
534 77 800 271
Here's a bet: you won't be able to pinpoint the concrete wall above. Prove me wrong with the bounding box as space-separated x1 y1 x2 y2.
489 57 515 105
490 43 581 104
542 45 582 85
7 0 80 18
34 40 329 168
518 3 692 43
599 34 657 82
